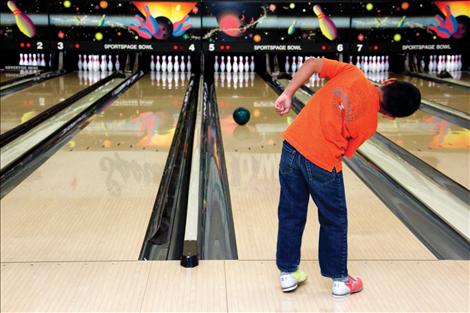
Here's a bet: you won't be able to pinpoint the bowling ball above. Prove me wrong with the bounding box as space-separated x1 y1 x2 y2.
233 107 251 125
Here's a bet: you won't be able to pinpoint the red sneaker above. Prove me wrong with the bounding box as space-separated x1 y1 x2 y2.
332 275 363 297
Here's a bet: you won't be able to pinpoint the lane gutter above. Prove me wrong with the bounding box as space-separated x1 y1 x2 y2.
139 73 199 261
0 72 41 88
196 69 238 261
0 70 67 97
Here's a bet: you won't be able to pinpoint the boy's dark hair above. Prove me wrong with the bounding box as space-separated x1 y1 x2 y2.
381 81 421 117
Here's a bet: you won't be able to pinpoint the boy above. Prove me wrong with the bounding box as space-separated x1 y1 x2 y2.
274 58 421 296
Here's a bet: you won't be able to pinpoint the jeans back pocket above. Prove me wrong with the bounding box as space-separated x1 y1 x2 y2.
305 160 337 186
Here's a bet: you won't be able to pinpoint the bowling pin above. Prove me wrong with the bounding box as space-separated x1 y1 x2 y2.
245 56 249 72
226 56 232 73
19 53 24 66
40 54 46 67
356 56 362 70
174 55 180 72
107 55 113 71
239 56 244 72
7 1 36 38
297 56 303 71
363 56 369 72
180 55 185 72
150 55 155 71
313 4 337 41
385 55 389 72
284 56 290 73
156 55 161 72
78 54 83 70
214 55 219 72
233 56 239 73
31 54 37 66
115 55 120 71
446 55 452 72
101 55 107 72
162 55 167 72
168 55 174 72
220 55 226 72
250 56 255 72
291 56 297 72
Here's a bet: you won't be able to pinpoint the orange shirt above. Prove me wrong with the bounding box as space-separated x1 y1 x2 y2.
282 59 380 172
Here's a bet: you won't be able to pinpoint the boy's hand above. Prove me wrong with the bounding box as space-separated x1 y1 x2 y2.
275 93 292 115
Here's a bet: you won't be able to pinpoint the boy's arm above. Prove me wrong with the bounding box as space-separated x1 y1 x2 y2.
275 58 324 115
282 58 324 97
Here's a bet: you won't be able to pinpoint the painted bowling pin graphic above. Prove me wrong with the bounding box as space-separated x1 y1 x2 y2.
7 1 36 38
313 5 337 41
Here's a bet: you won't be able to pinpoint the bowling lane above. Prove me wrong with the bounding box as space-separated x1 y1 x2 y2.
0 72 91 135
377 113 470 189
390 73 470 114
281 77 470 189
0 73 189 262
216 73 434 261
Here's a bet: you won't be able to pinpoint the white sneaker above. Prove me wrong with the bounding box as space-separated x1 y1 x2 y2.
332 275 363 297
280 270 307 292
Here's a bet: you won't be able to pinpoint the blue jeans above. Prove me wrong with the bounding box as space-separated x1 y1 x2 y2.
276 140 348 279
